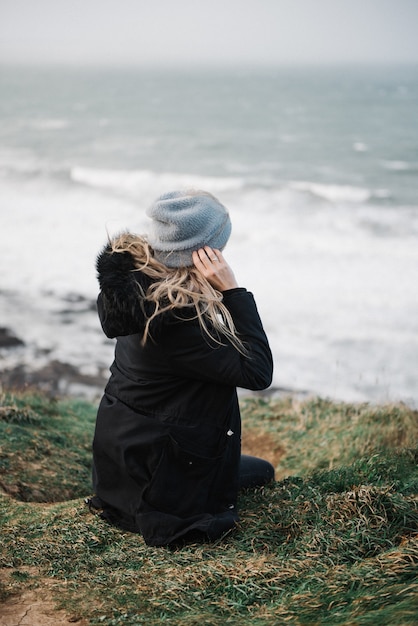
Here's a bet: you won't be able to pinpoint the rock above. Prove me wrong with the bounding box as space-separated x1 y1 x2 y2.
0 360 106 398
0 327 25 349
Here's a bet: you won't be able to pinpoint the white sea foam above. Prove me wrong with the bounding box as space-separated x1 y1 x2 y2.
28 118 70 130
70 166 244 199
289 181 372 203
0 148 51 176
353 142 369 152
382 160 417 172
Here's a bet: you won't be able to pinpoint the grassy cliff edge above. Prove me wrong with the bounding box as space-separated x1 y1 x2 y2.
0 389 417 625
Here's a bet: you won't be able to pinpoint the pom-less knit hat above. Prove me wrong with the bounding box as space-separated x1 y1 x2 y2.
146 190 232 268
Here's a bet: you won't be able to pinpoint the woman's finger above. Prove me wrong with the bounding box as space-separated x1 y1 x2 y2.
193 247 238 290
194 247 217 268
203 246 224 265
192 249 212 272
204 246 219 263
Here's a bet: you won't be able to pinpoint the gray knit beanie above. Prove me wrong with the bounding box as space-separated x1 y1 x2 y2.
146 190 232 268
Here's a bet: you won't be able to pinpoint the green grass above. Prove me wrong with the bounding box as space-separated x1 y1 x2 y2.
0 389 417 625
0 389 96 501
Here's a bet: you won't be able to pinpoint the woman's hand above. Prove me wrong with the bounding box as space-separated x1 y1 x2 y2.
192 246 239 292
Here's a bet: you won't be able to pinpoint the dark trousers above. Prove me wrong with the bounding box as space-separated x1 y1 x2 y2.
239 455 275 490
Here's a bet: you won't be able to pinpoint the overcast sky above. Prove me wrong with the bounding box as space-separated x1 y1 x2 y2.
1 0 418 67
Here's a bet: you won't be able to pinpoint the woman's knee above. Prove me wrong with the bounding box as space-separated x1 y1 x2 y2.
239 454 275 489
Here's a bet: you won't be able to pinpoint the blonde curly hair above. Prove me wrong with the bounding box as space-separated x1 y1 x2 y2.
109 232 246 353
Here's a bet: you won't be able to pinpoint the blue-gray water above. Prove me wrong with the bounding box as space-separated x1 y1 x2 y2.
0 65 417 404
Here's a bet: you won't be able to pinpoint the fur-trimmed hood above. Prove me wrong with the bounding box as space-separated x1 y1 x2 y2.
96 242 154 339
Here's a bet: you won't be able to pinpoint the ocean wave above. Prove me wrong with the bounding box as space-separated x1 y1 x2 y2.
70 166 245 197
289 181 389 204
28 118 70 131
352 142 369 152
381 160 418 172
0 161 71 185
0 148 68 180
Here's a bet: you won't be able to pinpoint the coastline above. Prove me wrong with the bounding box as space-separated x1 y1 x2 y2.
0 324 408 408
0 324 312 403
0 325 107 400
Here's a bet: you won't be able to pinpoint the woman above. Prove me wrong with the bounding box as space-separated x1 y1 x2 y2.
89 190 274 547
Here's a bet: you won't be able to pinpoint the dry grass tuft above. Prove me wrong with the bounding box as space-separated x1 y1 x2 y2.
240 395 418 478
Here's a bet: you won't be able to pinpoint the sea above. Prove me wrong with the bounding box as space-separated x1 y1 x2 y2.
0 64 417 406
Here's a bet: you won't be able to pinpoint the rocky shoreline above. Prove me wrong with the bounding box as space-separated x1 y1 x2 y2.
0 358 108 399
0 326 108 399
0 327 25 349
0 325 303 401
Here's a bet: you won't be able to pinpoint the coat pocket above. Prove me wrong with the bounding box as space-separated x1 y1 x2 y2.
143 434 223 517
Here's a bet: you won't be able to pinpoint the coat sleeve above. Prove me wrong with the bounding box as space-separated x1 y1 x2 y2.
160 289 273 391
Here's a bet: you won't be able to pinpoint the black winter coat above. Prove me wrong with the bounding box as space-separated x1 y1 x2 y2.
92 242 273 546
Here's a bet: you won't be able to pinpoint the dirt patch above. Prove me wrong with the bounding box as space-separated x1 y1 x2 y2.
242 428 285 468
0 570 88 626
0 592 88 626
